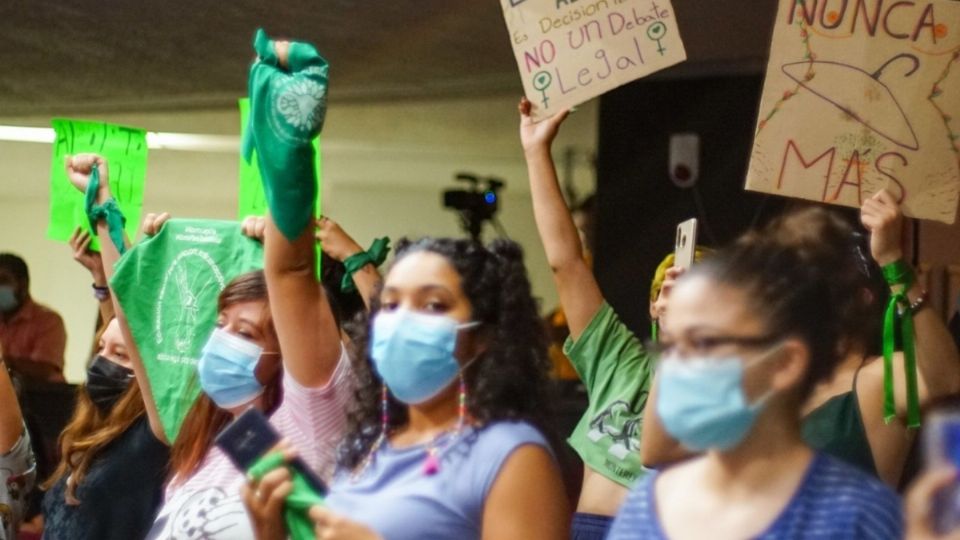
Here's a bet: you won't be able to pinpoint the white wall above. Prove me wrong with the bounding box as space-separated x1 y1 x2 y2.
0 95 597 382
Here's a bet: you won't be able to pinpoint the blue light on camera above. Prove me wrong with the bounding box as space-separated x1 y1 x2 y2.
484 192 496 204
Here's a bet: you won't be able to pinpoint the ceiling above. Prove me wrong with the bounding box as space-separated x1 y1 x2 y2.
0 0 778 117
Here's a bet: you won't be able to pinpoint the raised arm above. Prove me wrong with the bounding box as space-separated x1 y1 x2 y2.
64 155 168 444
264 213 341 387
315 216 382 310
519 98 603 340
861 190 960 411
68 227 115 325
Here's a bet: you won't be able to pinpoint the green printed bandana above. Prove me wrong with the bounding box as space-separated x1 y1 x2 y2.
242 28 329 241
109 220 264 441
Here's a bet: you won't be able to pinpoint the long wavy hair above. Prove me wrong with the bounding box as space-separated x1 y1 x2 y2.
338 237 556 470
43 322 145 504
168 270 282 484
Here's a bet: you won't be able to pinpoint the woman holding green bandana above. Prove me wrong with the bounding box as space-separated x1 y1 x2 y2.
62 153 355 540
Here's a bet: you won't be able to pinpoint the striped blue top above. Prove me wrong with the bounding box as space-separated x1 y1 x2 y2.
607 453 902 540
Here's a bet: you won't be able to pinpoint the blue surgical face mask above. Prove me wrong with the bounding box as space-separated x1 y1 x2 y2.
198 328 266 409
656 345 781 452
370 309 479 405
0 285 19 313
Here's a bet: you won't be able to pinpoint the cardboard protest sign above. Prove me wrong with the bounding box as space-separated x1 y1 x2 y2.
747 0 960 224
501 0 686 120
237 97 323 220
48 119 148 249
110 219 264 441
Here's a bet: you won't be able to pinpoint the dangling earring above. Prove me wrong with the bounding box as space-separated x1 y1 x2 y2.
423 372 468 476
352 384 390 482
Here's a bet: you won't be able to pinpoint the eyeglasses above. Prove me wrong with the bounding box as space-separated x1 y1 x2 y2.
646 333 780 361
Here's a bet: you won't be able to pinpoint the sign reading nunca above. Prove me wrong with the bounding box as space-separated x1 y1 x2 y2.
501 0 687 120
747 0 960 224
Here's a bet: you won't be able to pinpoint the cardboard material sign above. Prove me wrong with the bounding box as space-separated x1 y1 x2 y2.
747 0 960 224
48 119 148 249
110 219 264 441
501 0 687 120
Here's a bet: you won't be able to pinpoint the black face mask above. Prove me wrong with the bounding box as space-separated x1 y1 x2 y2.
86 355 134 414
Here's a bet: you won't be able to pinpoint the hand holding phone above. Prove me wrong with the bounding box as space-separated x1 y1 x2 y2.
215 408 328 496
674 218 698 270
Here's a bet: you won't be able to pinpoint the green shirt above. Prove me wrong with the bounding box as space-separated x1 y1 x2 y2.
563 302 654 487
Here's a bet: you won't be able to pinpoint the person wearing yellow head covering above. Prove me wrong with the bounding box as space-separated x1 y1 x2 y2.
648 248 709 342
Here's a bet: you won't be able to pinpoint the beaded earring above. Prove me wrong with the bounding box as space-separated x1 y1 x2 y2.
423 373 467 475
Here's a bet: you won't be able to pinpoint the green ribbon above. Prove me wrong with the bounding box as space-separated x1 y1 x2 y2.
247 452 325 540
650 320 659 343
85 166 127 255
340 237 391 293
881 260 920 428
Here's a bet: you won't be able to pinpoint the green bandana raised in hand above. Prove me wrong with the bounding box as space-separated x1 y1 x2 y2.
248 452 325 540
242 28 329 241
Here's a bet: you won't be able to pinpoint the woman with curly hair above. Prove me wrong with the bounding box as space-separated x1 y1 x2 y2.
247 237 570 540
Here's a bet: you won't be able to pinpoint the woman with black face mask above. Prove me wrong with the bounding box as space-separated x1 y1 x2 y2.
40 240 170 539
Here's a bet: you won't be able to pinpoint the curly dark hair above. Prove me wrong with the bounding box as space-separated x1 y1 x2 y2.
338 237 556 470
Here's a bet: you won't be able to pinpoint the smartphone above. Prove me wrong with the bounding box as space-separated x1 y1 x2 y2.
215 408 328 496
674 218 698 270
924 411 960 535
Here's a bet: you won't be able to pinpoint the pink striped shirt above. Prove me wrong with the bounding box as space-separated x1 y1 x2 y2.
146 347 353 540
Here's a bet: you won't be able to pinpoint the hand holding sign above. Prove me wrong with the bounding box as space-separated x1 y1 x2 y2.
861 189 905 267
518 97 570 154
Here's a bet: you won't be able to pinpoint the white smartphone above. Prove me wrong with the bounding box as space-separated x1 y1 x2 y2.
674 218 698 270
925 411 960 535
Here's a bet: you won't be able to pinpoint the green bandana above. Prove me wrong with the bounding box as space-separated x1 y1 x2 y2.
340 237 391 293
881 260 920 428
109 219 264 441
242 28 329 241
85 166 128 255
248 452 325 540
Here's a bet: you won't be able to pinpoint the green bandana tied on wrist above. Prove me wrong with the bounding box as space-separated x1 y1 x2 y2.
881 260 920 428
247 452 325 540
341 237 391 293
85 166 127 255
242 28 329 241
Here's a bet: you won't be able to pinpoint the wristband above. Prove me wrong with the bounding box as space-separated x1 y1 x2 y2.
92 284 110 301
909 290 929 315
340 237 391 293
880 259 920 428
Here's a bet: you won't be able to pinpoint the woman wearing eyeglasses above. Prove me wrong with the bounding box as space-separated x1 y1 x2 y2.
607 209 903 539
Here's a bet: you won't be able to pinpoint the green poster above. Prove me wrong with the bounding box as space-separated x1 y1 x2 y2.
48 119 148 251
110 219 264 441
237 97 322 220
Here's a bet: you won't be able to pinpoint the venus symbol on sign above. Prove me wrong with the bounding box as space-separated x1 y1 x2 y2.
647 22 667 56
532 70 552 108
